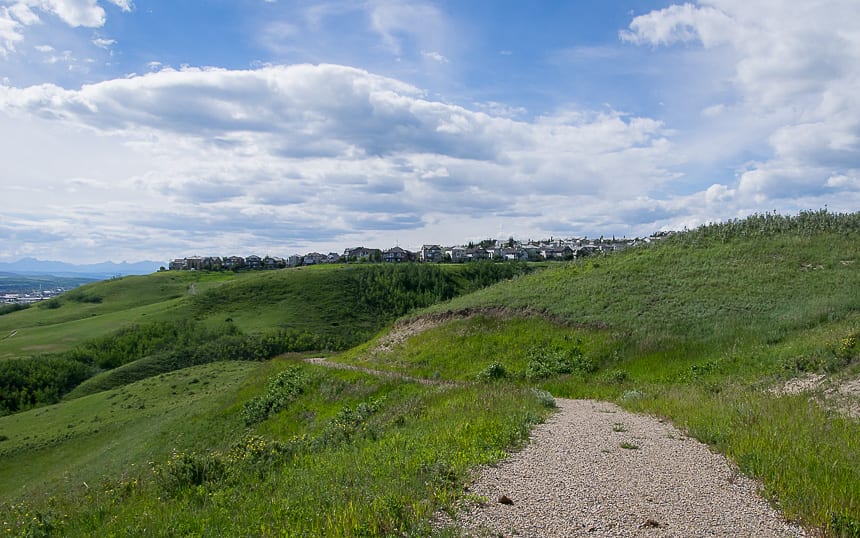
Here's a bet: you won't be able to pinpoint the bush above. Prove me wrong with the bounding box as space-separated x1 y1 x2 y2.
152 449 226 496
531 388 557 408
477 362 508 381
241 367 309 425
524 345 592 380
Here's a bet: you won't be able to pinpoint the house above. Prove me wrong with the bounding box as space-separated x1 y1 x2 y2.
263 256 286 270
343 247 381 262
246 255 263 269
223 256 245 270
169 258 187 271
185 256 204 270
382 246 413 263
500 247 527 261
203 256 223 270
419 245 443 263
326 252 341 264
465 248 490 261
540 246 574 260
445 246 467 263
303 252 327 265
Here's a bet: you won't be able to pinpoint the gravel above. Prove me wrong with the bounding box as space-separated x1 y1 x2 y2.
436 398 806 537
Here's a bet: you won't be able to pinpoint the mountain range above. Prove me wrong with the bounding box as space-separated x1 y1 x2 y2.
0 258 163 279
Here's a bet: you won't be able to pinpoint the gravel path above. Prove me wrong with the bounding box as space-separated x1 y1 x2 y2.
437 398 806 537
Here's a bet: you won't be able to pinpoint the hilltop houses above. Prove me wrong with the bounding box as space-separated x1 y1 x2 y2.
167 236 640 273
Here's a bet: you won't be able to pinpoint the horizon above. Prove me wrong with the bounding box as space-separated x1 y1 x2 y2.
2 1 858 265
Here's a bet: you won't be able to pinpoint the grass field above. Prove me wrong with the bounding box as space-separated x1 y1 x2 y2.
1 211 858 536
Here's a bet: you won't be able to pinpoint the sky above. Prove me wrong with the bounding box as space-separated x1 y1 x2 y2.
1 1 858 264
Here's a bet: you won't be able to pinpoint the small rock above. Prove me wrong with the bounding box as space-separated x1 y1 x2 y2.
498 494 514 505
639 518 664 529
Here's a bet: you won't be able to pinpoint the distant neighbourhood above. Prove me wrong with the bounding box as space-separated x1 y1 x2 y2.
167 235 664 272
1 286 71 305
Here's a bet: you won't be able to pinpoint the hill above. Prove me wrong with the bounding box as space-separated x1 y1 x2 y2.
0 211 858 536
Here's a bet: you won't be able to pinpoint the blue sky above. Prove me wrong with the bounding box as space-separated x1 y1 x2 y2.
1 1 858 264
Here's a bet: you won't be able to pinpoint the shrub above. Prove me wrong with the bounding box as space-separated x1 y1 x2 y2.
477 362 508 382
241 367 308 425
531 388 557 408
152 449 226 495
524 345 592 380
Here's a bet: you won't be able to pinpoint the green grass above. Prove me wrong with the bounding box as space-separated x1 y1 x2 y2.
2 211 859 536
1 361 552 537
340 313 614 382
0 361 264 501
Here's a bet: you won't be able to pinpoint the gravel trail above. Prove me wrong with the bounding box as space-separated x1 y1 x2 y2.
438 398 805 537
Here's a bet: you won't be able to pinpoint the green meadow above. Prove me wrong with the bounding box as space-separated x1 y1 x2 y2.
1 210 859 536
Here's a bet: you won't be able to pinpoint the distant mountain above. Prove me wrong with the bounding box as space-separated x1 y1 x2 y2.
0 258 164 279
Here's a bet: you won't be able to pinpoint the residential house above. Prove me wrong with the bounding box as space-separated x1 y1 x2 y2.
382 246 412 263
343 247 381 262
223 256 246 270
419 245 443 263
303 252 327 265
443 246 466 263
246 255 263 269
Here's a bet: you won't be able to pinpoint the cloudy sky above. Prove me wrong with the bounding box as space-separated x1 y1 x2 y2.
1 0 858 264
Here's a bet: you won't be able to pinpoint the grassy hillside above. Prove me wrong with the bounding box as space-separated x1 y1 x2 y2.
0 262 529 415
1 211 858 536
340 210 860 535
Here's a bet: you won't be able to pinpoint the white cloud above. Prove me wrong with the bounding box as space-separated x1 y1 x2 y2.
92 37 114 48
620 3 735 48
0 0 130 58
0 4 34 55
421 50 448 63
623 0 860 219
0 63 677 261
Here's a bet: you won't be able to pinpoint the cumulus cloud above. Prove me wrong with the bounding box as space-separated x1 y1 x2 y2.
0 63 678 261
0 0 129 56
623 0 860 218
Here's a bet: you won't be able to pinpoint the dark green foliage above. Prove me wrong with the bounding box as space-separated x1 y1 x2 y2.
315 398 385 447
524 344 592 380
0 303 29 316
0 356 94 415
152 449 227 496
477 362 508 381
63 320 233 369
455 261 530 291
37 298 61 309
241 367 308 425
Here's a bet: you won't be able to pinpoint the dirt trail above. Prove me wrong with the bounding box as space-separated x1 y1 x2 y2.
436 398 806 537
303 357 458 386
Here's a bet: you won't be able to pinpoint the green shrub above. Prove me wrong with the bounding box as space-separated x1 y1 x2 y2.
477 362 508 381
241 367 308 425
530 388 557 408
524 345 592 380
152 449 226 496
